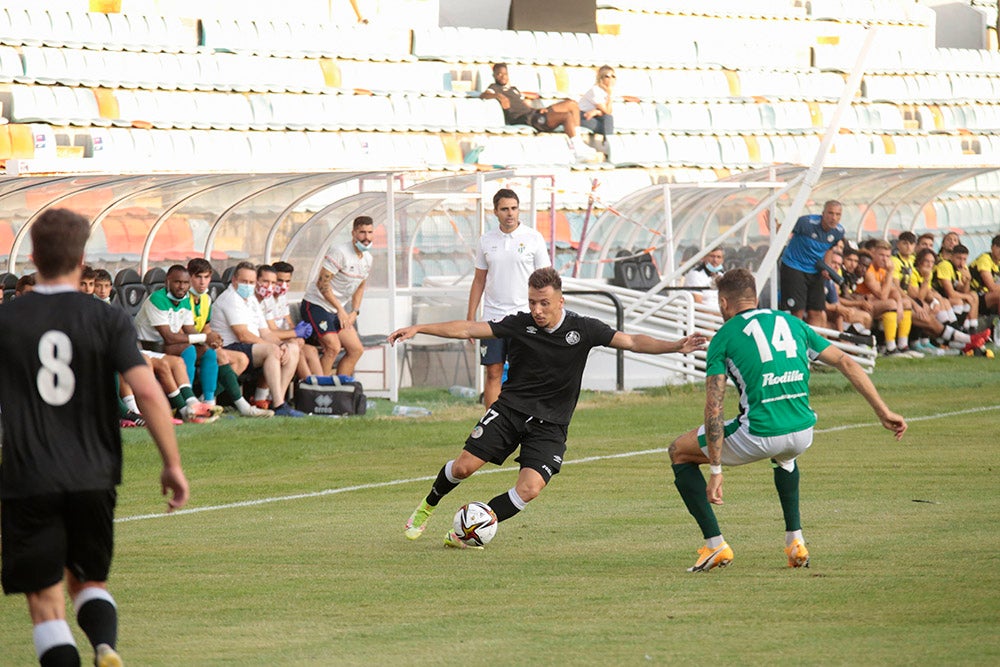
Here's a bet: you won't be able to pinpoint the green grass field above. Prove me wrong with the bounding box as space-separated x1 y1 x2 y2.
2 355 999 665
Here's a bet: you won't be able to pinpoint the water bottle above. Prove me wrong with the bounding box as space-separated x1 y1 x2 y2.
449 385 477 400
392 405 431 417
365 399 377 412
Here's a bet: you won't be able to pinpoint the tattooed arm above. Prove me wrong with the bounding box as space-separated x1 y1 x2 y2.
704 373 726 505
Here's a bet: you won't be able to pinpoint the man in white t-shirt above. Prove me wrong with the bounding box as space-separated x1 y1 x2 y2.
467 188 551 407
300 216 375 377
683 247 725 312
212 261 304 417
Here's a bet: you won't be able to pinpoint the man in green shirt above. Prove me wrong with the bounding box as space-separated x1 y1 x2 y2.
668 269 907 572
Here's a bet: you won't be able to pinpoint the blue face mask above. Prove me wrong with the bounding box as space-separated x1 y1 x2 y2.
355 241 370 253
236 283 254 299
705 263 724 274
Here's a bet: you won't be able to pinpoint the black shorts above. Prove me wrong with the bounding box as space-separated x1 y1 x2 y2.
479 337 508 366
2 489 116 595
780 263 826 312
224 341 256 362
463 403 567 483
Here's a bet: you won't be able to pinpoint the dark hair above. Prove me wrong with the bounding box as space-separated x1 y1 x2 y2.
272 261 294 274
80 264 97 280
528 267 561 291
917 233 935 243
232 260 256 281
492 62 508 74
187 257 213 276
167 264 188 276
15 273 36 292
952 244 969 256
353 216 374 231
31 208 91 278
992 234 1000 248
493 188 519 207
716 268 756 301
897 231 917 244
256 264 275 278
94 269 112 284
915 248 937 265
843 247 859 259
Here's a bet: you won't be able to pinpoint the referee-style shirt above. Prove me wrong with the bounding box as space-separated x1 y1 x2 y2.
0 287 146 498
489 310 616 425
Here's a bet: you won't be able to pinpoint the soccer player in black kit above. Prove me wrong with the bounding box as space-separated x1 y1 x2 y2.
0 208 189 667
390 267 706 548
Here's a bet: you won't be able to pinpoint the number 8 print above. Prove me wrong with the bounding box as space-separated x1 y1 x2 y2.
37 330 75 406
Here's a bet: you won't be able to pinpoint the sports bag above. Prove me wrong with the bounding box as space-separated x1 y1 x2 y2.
296 375 366 416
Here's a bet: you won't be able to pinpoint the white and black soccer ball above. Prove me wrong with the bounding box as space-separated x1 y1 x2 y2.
452 501 498 547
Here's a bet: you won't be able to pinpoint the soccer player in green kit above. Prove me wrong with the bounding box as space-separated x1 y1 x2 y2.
668 269 907 572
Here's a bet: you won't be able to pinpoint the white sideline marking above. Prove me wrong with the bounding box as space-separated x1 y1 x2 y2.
117 404 1000 524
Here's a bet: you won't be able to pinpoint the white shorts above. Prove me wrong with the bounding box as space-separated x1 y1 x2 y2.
698 421 813 472
140 350 165 359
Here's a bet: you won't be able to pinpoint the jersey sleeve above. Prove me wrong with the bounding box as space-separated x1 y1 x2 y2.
704 332 727 376
533 233 552 269
586 316 616 348
474 237 489 271
322 245 347 276
488 312 523 338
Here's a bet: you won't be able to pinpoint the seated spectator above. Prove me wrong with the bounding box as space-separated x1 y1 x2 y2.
212 261 305 417
480 62 599 162
578 65 615 139
857 240 914 356
824 248 872 336
186 258 270 417
79 264 96 294
934 244 978 332
969 234 1000 318
94 269 113 304
134 264 223 417
260 261 326 379
14 272 35 297
683 247 724 311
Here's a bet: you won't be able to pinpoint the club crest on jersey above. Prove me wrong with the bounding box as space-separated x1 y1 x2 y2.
565 331 580 345
526 326 537 334
470 425 484 439
827 234 835 243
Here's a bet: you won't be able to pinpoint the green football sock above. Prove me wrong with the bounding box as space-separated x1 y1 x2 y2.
179 384 196 402
216 364 243 402
166 390 186 411
772 460 801 532
672 463 721 539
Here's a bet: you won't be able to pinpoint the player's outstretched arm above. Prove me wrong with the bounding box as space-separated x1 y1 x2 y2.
817 346 908 440
389 320 495 345
608 331 708 355
122 363 190 511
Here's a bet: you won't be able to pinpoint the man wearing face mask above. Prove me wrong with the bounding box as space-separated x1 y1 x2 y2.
260 262 326 380
212 261 305 417
134 264 223 422
300 216 375 377
684 247 725 312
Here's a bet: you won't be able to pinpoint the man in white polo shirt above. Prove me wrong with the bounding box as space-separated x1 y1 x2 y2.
467 188 551 407
299 216 375 377
212 261 304 417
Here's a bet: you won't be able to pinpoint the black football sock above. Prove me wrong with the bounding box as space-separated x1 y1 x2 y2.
75 588 118 650
772 460 802 532
672 463 722 539
425 461 461 507
487 488 525 522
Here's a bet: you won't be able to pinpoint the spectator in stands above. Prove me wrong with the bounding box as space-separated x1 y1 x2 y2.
79 265 96 294
934 244 979 333
969 234 1000 318
261 261 326 379
578 65 615 140
683 247 725 311
134 264 223 417
916 233 936 253
93 269 113 304
857 240 915 356
300 216 375 378
480 63 599 162
467 188 551 408
15 273 35 297
186 258 270 418
212 261 304 417
778 200 845 326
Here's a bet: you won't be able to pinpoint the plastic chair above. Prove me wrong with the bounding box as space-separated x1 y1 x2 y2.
113 268 147 318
